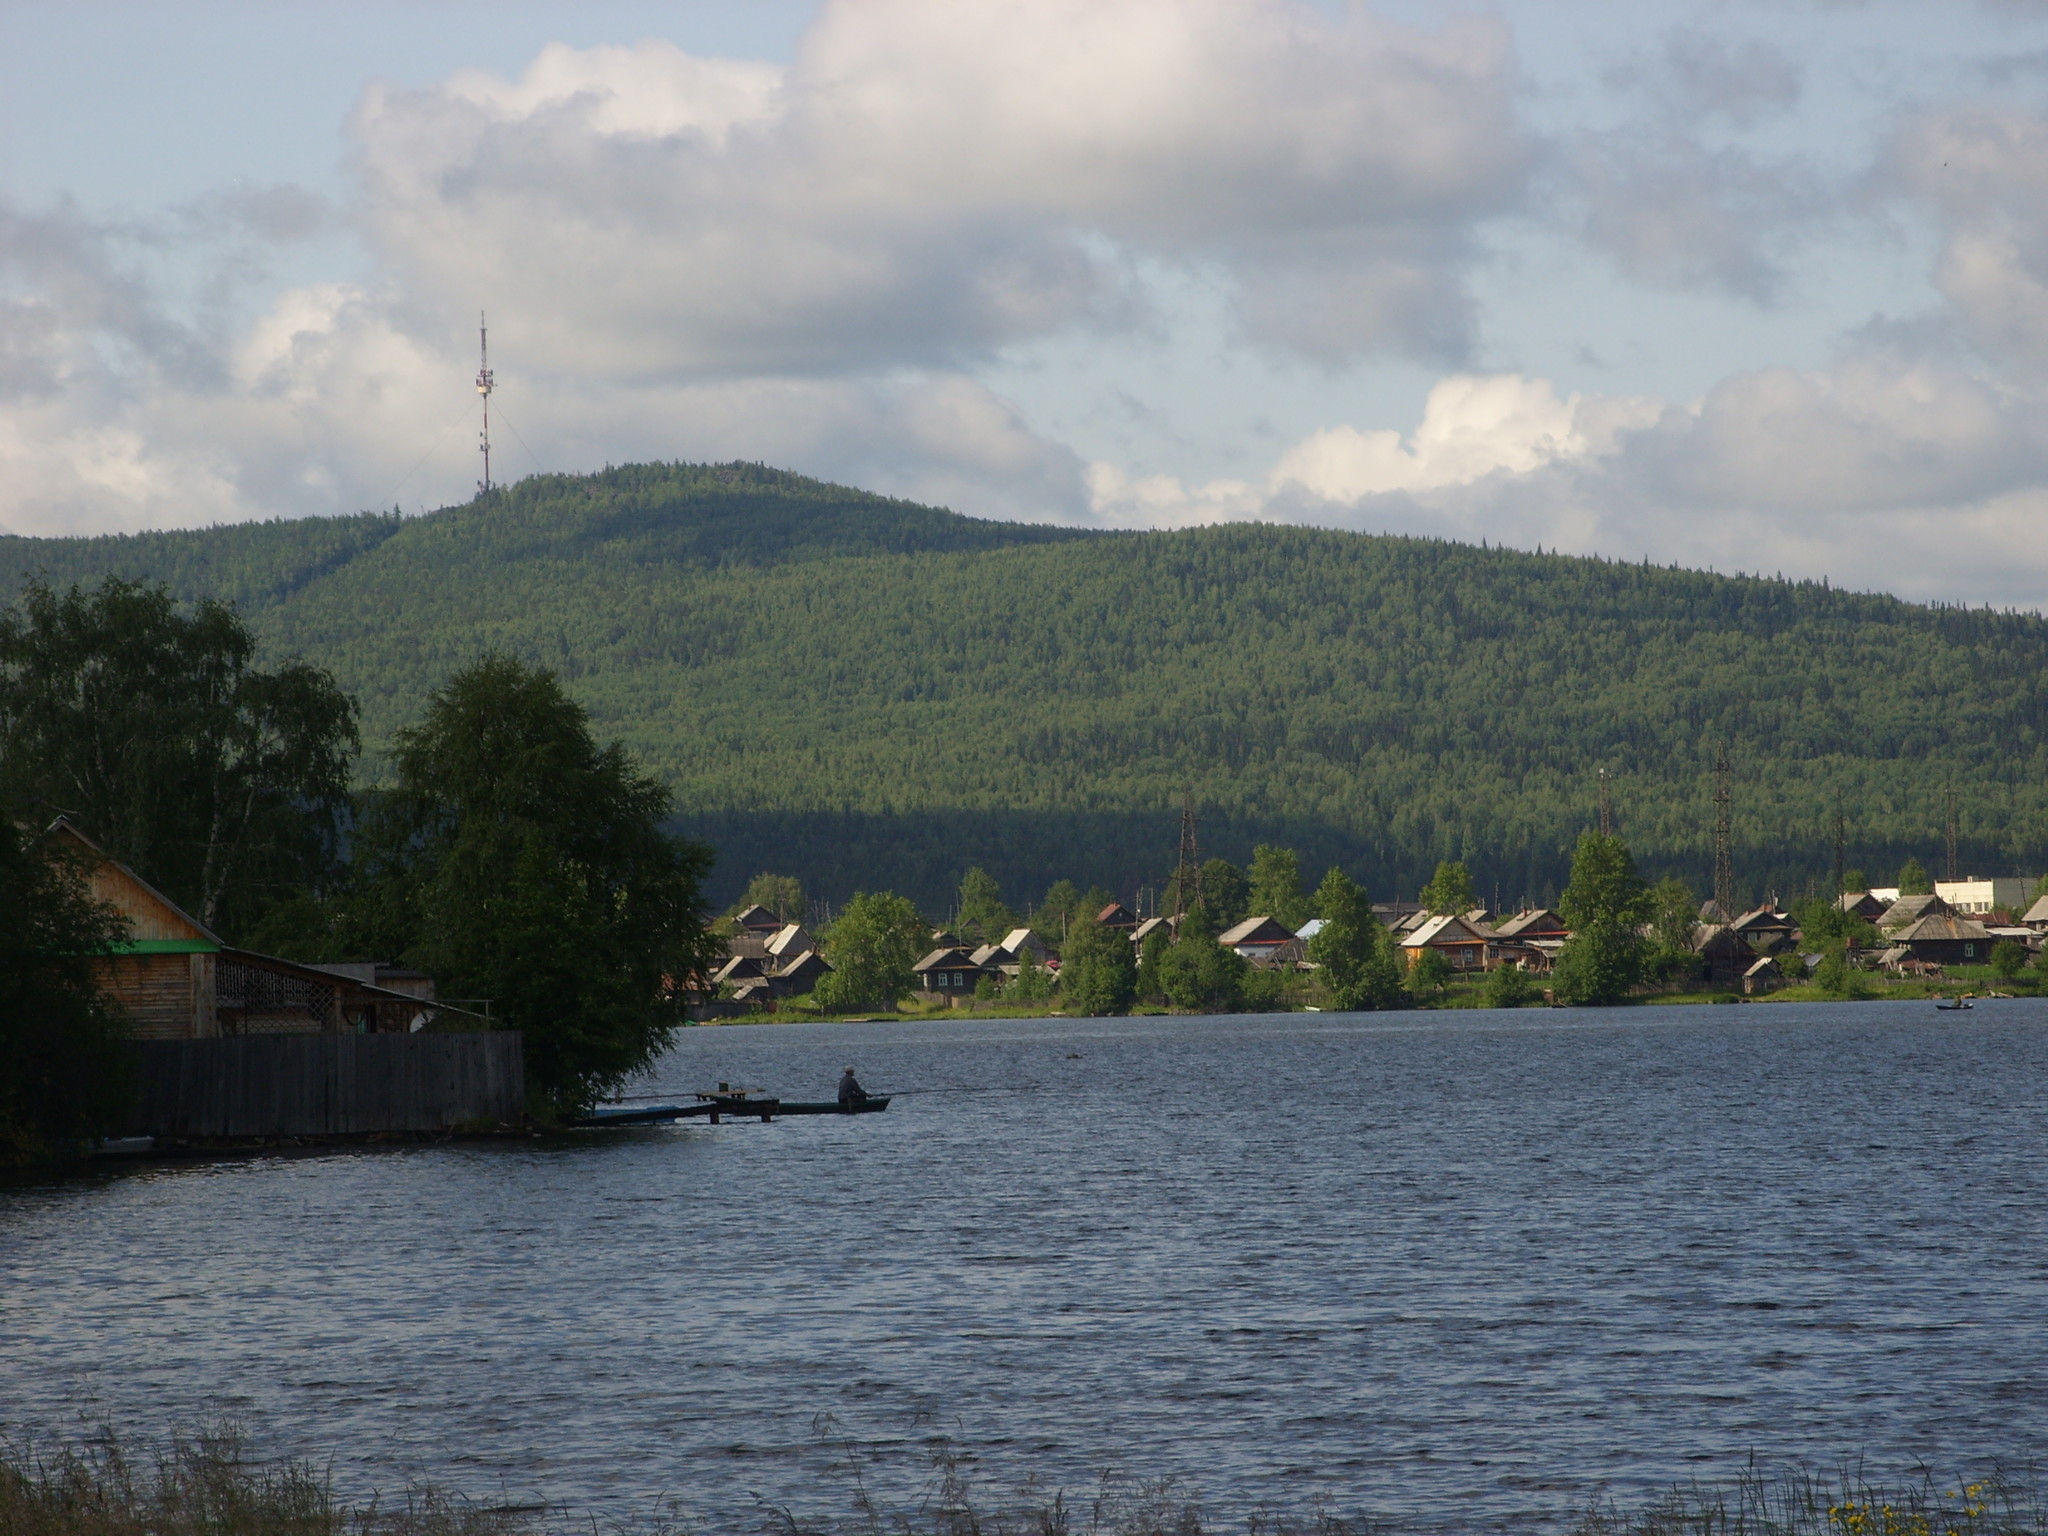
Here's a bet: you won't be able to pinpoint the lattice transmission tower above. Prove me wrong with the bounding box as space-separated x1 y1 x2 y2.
475 311 495 495
1172 789 1202 921
1712 743 1735 919
1597 768 1614 838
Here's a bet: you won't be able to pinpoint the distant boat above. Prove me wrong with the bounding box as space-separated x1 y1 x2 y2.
1935 999 1974 1011
571 1095 890 1126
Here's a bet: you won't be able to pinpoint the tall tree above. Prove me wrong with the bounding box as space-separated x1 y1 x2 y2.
346 654 715 1114
1198 858 1251 929
1417 859 1478 916
814 890 926 1012
1031 878 1084 938
1552 831 1650 1006
1247 845 1312 929
0 577 357 935
1155 906 1247 1012
1307 867 1405 1011
1 823 135 1163
1898 857 1933 895
956 866 1016 942
1058 911 1136 1015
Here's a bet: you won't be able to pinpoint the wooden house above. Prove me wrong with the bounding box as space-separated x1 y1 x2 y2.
913 945 987 1003
1130 916 1174 947
1694 924 1752 988
1216 915 1301 965
1729 905 1797 955
1837 891 1888 921
1889 912 1996 968
1095 902 1139 931
49 818 471 1037
1878 892 1950 931
770 948 833 997
1398 914 1491 971
734 904 784 934
764 923 818 963
1494 908 1570 942
2022 894 2048 930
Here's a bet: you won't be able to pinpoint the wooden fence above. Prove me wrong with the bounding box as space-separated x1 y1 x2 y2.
127 1032 525 1139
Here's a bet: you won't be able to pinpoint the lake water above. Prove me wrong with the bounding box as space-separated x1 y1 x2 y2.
4 1003 2047 1531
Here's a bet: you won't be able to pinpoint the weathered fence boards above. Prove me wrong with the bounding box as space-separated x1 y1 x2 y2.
128 1032 525 1138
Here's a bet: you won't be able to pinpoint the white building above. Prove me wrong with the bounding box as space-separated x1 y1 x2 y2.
1933 877 2034 916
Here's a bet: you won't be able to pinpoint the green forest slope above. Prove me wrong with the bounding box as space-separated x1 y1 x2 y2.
5 460 2042 911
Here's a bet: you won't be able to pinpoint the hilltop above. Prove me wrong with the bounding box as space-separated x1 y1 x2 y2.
5 461 2045 911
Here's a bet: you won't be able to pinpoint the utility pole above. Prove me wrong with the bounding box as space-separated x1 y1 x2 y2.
1597 768 1614 838
1945 788 1959 884
475 311 495 495
1712 743 1734 919
1172 789 1202 921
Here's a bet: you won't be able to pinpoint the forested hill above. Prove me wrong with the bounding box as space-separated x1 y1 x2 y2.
5 459 2046 911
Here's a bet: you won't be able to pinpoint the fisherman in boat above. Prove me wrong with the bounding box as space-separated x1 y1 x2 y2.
837 1066 869 1111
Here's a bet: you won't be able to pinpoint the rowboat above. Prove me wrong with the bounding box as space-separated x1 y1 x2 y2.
571 1094 891 1126
1934 999 1974 1011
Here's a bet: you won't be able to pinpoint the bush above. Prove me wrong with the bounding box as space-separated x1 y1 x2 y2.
1483 965 1536 1009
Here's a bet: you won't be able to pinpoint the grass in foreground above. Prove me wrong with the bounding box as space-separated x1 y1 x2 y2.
7 1429 2044 1536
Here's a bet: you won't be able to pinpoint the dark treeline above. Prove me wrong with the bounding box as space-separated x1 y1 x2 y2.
6 460 2046 912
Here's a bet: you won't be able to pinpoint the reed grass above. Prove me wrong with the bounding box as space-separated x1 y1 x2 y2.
0 1427 519 1536
4 1428 2042 1536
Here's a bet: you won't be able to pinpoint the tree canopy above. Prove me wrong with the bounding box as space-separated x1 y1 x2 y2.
815 891 926 1012
342 654 715 1114
1417 860 1478 916
0 577 356 936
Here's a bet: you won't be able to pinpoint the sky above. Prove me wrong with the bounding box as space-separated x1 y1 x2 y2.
6 1 2048 606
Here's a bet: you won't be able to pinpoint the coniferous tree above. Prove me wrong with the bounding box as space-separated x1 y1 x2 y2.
739 872 805 927
1155 906 1247 1012
956 867 1016 943
1899 857 1933 895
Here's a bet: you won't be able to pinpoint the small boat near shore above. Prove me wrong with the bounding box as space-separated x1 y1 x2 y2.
1934 998 1974 1011
572 1092 890 1126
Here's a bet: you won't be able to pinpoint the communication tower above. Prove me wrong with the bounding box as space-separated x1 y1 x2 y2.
1712 743 1734 919
475 311 495 495
1172 789 1202 920
1832 811 1846 898
1945 788 1959 884
1597 768 1614 838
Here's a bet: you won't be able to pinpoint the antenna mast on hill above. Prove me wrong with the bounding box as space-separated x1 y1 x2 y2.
1945 788 1960 883
1597 769 1614 838
1832 811 1846 898
1712 743 1735 919
1172 789 1202 921
475 311 495 496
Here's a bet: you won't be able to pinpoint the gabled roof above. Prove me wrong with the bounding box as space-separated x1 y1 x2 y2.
1879 892 1950 928
45 817 219 951
1837 892 1887 917
2023 894 2048 925
1000 927 1046 955
1730 905 1793 932
713 955 768 984
1401 913 1489 948
774 948 833 978
734 903 782 932
1096 902 1138 928
1216 915 1296 947
765 923 815 957
968 943 1006 967
1892 913 1995 943
1295 918 1326 941
1697 899 1735 925
1493 908 1567 937
1131 916 1173 943
913 945 981 973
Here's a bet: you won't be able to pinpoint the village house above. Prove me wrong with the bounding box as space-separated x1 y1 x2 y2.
1887 912 1997 969
1836 891 1888 921
1728 905 1798 956
1693 924 1753 988
1933 877 2031 917
1095 902 1139 931
733 904 785 935
1878 892 1951 931
49 818 478 1037
1399 913 1492 971
912 944 988 1004
1215 915 1303 967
